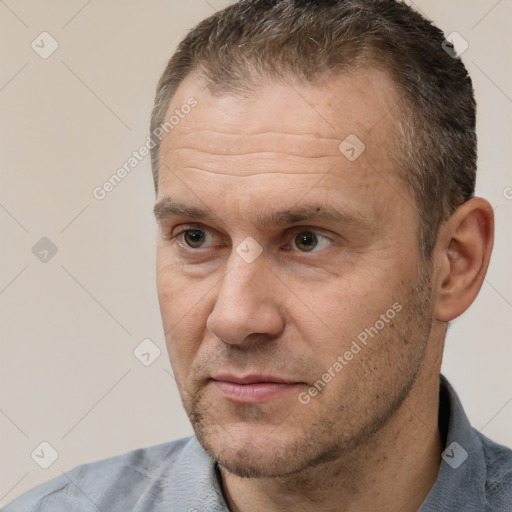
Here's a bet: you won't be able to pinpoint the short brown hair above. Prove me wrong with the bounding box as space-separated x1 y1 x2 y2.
150 0 476 257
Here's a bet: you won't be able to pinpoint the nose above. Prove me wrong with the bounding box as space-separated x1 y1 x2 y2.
206 251 284 346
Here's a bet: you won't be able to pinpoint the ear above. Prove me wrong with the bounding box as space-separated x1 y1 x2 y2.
434 197 494 322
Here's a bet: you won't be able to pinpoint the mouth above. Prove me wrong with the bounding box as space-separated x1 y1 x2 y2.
210 374 304 403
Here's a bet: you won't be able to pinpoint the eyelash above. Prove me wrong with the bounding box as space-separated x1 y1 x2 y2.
164 225 335 255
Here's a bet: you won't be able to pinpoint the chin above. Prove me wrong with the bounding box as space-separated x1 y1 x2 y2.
188 403 296 475
185 387 314 477
205 430 306 478
192 413 344 479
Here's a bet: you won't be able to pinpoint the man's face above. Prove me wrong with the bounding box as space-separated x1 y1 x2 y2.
155 69 436 478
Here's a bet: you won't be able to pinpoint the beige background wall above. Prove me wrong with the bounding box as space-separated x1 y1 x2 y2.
1 0 511 505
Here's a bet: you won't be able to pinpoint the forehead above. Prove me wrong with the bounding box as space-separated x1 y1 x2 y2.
163 67 399 153
156 68 412 227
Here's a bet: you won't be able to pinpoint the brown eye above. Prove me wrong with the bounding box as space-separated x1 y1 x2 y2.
183 230 208 248
293 231 319 252
289 230 333 253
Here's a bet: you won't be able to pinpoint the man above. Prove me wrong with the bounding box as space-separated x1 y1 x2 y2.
5 0 511 511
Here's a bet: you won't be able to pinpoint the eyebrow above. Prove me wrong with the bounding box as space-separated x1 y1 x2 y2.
153 197 372 231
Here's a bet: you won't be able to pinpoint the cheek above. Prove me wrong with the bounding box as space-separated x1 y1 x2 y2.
162 312 204 388
306 277 405 362
156 255 194 322
156 262 211 373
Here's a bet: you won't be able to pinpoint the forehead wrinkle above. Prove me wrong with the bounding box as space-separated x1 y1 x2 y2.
171 129 342 140
172 167 333 178
159 142 347 179
159 156 343 180
173 148 337 160
164 129 345 160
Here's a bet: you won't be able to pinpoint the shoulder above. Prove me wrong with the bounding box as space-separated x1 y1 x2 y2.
476 430 512 510
2 436 199 512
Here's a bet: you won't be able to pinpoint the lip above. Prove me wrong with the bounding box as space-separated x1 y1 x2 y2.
210 374 302 403
212 373 296 385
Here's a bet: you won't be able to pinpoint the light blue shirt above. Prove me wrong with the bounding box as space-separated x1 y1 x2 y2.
4 376 512 511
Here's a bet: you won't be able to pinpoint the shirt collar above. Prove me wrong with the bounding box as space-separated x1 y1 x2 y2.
419 374 488 511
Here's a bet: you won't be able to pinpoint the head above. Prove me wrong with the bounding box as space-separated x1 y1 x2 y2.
152 0 493 478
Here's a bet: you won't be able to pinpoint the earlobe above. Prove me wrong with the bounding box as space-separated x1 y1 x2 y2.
434 197 494 322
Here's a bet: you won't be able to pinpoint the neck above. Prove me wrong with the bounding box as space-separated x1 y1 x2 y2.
220 354 443 512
